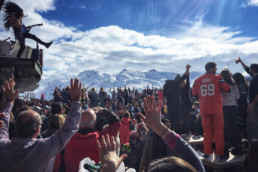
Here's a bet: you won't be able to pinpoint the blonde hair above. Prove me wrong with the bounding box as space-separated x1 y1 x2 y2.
49 114 65 129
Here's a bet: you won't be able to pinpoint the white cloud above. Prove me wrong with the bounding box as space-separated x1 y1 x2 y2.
1 0 258 83
11 0 56 12
242 0 258 7
249 0 258 6
39 23 258 76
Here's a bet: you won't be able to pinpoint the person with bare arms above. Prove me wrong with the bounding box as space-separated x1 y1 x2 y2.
3 2 52 59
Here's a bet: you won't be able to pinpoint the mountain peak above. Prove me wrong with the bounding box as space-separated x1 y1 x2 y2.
34 69 203 100
122 68 128 72
149 69 157 72
78 70 99 77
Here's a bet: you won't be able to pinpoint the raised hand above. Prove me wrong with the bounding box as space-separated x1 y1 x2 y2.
2 80 19 103
96 135 127 172
236 57 241 64
68 78 82 102
138 96 163 132
9 74 15 87
186 64 191 70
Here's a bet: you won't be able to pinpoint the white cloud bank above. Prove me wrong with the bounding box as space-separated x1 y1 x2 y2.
242 0 258 7
249 0 258 6
1 0 258 81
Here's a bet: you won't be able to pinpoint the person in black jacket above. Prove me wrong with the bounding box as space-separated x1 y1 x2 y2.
232 73 248 137
236 57 258 143
98 87 107 108
163 64 192 134
88 87 99 108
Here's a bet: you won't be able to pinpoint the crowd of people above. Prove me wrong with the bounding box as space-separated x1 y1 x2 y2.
0 57 257 172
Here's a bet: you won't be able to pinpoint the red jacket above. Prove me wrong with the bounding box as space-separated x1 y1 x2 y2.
54 121 121 172
158 90 163 101
192 74 230 114
119 118 131 145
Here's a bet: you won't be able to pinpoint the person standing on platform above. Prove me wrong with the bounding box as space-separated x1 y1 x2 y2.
220 69 241 156
236 58 258 143
163 64 191 134
192 62 230 160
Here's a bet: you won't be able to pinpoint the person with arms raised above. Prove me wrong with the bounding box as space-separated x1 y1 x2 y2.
3 2 52 59
163 64 192 134
92 96 204 172
236 58 258 143
0 78 82 172
54 106 121 172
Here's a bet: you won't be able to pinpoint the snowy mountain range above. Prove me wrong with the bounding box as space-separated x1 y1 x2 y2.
32 69 203 100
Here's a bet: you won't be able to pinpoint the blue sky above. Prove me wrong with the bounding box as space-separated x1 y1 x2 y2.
39 0 258 37
1 0 258 78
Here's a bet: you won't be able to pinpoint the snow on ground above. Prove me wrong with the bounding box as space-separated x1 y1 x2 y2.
31 69 203 100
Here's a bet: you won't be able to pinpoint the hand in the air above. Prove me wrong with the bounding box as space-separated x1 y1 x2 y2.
96 135 127 172
186 64 191 70
9 74 15 87
236 57 241 64
68 78 82 102
138 96 163 131
2 80 19 103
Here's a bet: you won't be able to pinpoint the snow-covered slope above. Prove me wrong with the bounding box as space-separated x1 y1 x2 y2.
33 69 203 100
